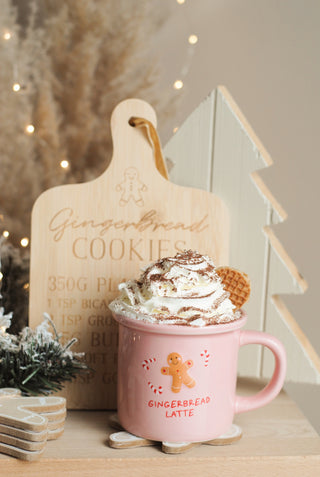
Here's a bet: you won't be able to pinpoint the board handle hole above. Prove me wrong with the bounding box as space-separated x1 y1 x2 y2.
128 117 136 127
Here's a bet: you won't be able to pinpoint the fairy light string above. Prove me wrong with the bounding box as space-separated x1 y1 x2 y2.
172 0 199 133
1 21 68 247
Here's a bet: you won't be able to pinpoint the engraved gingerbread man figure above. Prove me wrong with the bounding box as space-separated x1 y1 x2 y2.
161 352 196 393
116 167 147 207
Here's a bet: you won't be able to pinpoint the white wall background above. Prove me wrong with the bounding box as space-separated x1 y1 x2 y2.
155 0 320 433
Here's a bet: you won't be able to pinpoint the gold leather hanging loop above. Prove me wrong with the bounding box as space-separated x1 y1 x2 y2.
129 116 169 180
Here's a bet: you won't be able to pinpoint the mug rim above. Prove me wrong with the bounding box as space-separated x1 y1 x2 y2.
111 310 247 335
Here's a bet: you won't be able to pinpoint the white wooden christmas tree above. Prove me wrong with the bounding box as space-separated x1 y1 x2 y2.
164 86 320 384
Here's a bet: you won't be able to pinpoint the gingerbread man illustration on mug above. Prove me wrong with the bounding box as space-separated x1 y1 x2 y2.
161 352 196 393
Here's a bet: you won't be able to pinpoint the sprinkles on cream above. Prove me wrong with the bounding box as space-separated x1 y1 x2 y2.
109 250 241 326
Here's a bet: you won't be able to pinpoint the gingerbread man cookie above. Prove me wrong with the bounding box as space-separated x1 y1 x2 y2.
0 388 66 461
116 167 147 206
161 352 195 393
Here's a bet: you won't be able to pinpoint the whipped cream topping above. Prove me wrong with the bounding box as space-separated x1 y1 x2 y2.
109 251 240 326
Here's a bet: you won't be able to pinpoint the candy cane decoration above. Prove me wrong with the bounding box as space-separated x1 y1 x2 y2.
148 382 163 395
200 350 210 367
142 358 156 370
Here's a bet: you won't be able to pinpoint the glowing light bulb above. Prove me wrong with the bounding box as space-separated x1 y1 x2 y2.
60 160 69 169
23 283 29 290
2 230 9 238
3 31 12 40
173 80 184 90
12 83 21 92
188 34 198 45
173 127 179 133
176 0 185 4
25 124 35 134
0 272 3 280
20 237 29 247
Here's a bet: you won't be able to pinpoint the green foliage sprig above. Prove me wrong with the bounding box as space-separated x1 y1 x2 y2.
0 310 90 395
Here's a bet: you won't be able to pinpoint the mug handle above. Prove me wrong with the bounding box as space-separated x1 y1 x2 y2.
235 330 287 414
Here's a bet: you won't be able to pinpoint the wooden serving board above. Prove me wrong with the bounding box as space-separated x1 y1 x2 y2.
29 99 229 409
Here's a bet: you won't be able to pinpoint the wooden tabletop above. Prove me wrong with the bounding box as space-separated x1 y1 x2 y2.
1 378 319 476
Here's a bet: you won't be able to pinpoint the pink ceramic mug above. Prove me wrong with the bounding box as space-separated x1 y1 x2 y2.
112 311 286 443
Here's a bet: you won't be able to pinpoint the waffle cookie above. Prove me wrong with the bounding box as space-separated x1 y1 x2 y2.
216 267 251 310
